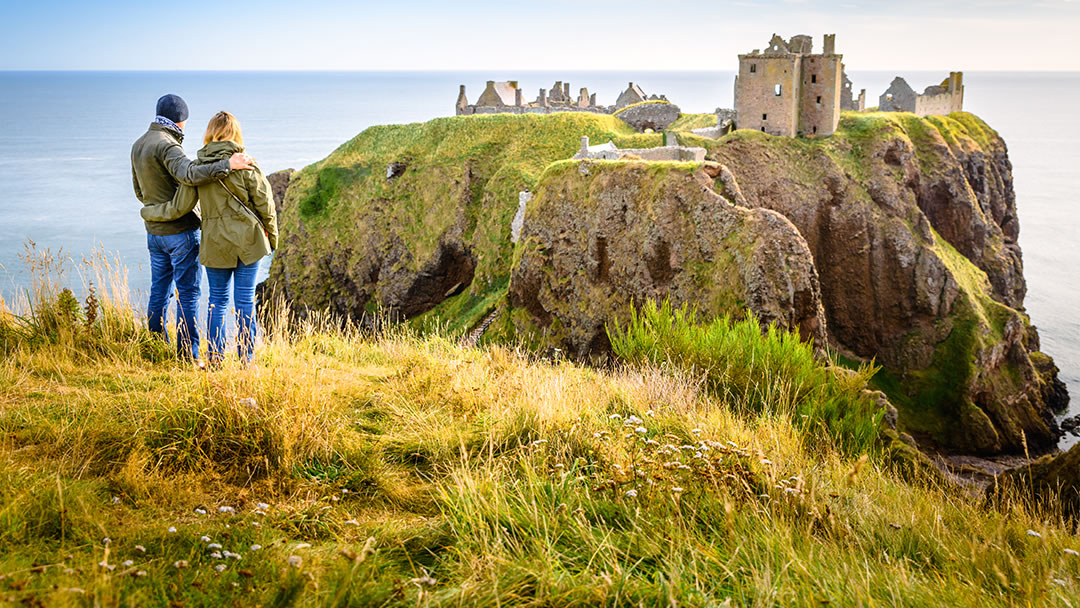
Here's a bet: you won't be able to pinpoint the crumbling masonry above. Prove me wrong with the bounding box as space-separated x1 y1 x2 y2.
879 73 964 116
456 81 668 116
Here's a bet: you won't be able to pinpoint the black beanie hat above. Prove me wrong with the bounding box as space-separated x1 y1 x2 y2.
156 94 189 123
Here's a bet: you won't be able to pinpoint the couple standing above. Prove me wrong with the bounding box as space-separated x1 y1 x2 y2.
131 94 279 367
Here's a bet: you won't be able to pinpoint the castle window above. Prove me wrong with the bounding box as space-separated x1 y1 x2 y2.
813 126 818 134
774 84 782 96
762 113 767 121
750 64 757 74
811 74 817 84
816 96 822 105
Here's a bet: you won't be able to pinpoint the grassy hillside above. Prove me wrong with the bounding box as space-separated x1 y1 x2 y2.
1 255 1078 607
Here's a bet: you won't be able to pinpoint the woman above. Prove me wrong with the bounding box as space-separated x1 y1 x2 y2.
141 111 278 366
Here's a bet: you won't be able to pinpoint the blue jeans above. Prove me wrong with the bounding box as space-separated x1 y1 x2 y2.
206 259 260 365
147 229 201 360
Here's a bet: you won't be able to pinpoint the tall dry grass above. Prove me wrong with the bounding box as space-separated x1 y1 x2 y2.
0 246 1076 606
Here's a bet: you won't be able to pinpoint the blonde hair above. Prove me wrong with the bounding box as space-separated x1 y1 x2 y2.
203 111 244 147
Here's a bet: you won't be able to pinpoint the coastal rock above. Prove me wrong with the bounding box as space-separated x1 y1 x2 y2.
508 161 827 356
992 443 1080 519
704 113 1062 455
266 113 664 321
267 111 1067 458
267 169 295 217
616 103 682 133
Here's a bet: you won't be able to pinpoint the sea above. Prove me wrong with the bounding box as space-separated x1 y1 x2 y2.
0 70 1076 447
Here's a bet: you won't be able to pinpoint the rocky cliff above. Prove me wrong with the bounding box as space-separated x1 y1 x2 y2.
265 111 1067 457
508 161 826 356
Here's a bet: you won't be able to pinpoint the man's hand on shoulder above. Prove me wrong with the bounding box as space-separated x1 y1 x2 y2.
229 153 254 171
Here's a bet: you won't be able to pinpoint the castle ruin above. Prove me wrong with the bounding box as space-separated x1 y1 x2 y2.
878 73 964 116
455 80 668 116
734 34 849 137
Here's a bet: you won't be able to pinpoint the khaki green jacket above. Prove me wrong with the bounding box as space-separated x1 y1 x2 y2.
131 123 231 236
140 141 278 269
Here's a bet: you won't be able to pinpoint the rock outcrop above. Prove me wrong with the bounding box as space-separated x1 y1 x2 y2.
266 113 664 321
508 161 827 356
616 102 682 133
266 110 1067 458
991 442 1080 519
699 113 1062 454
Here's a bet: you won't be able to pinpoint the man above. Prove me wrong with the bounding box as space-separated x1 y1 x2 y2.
131 93 252 361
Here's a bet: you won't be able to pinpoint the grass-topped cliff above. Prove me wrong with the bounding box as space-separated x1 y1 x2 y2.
2 257 1079 606
265 109 1066 459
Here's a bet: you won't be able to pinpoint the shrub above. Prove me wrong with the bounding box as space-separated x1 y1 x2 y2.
607 299 881 454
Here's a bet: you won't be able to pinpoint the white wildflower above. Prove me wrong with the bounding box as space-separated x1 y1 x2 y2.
218 506 235 513
531 439 547 446
635 426 647 434
194 508 207 515
1052 578 1067 587
609 414 621 420
672 487 684 493
134 570 147 578
98 561 115 571
207 543 222 550
200 536 211 543
344 519 360 526
210 551 223 559
410 574 437 586
645 410 654 416
1027 530 1043 538
627 415 643 425
102 537 111 545
167 527 177 533
252 521 261 527
624 489 638 498
250 544 262 551
254 509 267 516
294 543 312 550
287 555 303 568
121 560 134 567
1065 549 1079 557
238 397 257 410
691 428 702 435
224 551 242 560
593 432 602 438
646 439 659 446
134 545 146 553
761 459 773 465
256 502 270 510
680 445 695 451
215 564 227 573
111 496 120 505
173 560 188 569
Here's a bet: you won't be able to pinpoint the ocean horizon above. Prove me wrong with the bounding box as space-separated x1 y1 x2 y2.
1 69 1077 446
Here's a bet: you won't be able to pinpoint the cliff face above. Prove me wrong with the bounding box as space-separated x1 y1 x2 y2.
696 113 1062 454
266 111 1066 457
508 161 827 357
266 114 662 325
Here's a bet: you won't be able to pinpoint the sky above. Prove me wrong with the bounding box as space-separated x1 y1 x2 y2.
0 0 1077 71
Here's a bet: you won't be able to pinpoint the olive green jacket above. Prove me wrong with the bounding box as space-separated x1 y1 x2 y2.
131 123 231 236
140 141 278 269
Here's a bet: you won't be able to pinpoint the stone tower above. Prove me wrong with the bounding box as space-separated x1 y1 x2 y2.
733 33 843 137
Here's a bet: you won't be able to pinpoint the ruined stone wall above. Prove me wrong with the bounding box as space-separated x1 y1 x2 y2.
797 55 842 137
914 92 961 117
462 105 615 116
735 54 801 136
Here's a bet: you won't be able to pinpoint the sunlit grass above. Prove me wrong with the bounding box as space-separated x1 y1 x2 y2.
0 249 1078 606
